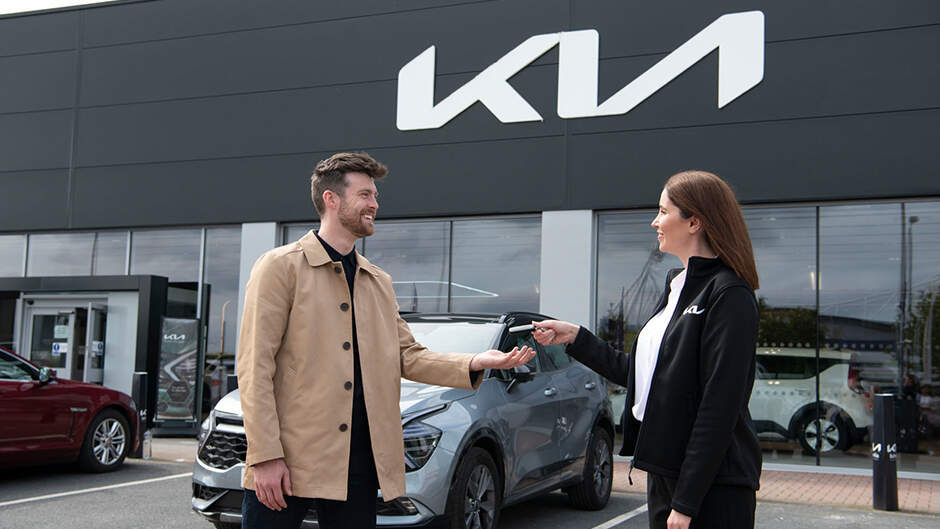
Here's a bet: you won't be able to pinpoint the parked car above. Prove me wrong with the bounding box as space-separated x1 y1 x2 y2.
0 346 139 472
749 348 872 454
192 312 615 529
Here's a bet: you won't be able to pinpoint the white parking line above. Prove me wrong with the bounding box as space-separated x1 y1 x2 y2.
591 503 649 529
0 472 193 508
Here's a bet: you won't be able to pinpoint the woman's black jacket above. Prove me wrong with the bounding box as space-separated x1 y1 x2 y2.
566 256 761 517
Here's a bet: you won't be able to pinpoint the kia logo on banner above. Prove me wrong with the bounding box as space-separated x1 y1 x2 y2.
397 11 764 130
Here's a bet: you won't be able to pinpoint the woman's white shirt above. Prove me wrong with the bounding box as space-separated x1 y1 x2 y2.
632 268 687 422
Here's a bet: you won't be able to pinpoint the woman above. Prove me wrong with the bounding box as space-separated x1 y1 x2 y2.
534 171 761 529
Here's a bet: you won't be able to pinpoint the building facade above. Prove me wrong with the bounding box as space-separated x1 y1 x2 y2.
0 0 938 473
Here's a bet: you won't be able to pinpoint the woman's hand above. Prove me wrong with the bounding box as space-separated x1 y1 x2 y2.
532 320 579 345
667 509 691 529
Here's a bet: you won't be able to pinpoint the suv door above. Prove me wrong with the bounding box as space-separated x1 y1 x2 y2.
541 344 601 478
495 330 562 497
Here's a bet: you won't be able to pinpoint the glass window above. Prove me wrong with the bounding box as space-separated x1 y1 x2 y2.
595 212 680 352
203 227 241 364
542 343 570 370
91 231 128 275
130 229 201 281
28 233 95 276
450 218 541 313
818 204 901 464
0 235 25 277
0 350 35 381
283 224 317 245
364 221 450 312
25 231 126 277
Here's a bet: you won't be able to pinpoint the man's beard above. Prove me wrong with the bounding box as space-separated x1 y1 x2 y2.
338 200 374 238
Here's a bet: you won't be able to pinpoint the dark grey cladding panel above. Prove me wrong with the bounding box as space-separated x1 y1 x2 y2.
358 136 567 218
81 0 513 47
70 136 565 228
70 154 317 228
572 0 940 57
75 66 562 167
0 111 72 172
0 51 78 113
567 25 940 135
0 170 69 230
567 109 940 210
0 11 76 56
79 0 567 107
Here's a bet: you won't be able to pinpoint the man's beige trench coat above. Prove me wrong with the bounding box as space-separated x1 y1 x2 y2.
237 231 480 501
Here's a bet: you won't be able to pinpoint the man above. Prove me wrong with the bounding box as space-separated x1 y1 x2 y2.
237 152 534 529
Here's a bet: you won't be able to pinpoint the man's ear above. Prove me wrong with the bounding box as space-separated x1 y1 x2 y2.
322 189 339 211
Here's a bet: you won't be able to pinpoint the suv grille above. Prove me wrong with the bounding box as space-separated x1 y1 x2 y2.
199 431 247 469
193 483 226 501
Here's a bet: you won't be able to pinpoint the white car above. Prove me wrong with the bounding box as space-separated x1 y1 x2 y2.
749 348 872 454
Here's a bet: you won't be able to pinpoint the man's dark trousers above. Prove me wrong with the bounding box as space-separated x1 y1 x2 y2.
241 420 379 529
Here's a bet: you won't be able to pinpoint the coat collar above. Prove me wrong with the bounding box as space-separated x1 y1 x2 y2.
298 230 380 276
668 255 726 281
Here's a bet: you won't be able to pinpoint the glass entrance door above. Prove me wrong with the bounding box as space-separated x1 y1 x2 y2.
25 309 75 377
83 304 107 384
22 299 109 385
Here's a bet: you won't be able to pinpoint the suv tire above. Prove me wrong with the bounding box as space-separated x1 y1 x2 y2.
565 426 613 510
78 409 129 472
446 447 502 529
797 409 849 455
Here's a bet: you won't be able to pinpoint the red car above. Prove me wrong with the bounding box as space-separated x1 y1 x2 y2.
0 346 139 472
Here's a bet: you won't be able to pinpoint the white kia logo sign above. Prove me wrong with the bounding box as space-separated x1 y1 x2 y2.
397 11 764 130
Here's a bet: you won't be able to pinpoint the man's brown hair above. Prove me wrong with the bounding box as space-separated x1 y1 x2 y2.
310 152 388 215
664 170 760 290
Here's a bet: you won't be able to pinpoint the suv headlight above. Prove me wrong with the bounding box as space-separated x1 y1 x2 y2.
198 410 214 444
403 420 442 471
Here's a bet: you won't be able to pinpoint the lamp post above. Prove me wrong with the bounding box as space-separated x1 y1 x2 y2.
907 216 919 376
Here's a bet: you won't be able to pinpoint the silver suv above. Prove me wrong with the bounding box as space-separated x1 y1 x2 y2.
192 312 615 529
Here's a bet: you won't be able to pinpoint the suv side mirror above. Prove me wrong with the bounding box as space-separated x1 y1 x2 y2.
38 367 52 385
506 365 535 393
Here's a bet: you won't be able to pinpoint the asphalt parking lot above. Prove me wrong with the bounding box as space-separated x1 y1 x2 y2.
1 459 938 529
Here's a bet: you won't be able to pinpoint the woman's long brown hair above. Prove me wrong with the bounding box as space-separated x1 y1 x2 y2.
664 170 760 290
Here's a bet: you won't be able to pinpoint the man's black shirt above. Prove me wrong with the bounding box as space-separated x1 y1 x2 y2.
315 232 376 481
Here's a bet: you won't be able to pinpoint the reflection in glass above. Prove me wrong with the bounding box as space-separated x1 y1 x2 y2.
744 207 818 457
450 218 540 313
364 221 450 312
595 212 680 351
130 229 201 281
283 224 317 245
26 232 127 277
30 314 67 369
818 204 901 465
0 235 25 277
204 227 241 359
91 232 127 275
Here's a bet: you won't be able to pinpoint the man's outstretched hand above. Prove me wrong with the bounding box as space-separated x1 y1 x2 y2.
469 346 535 371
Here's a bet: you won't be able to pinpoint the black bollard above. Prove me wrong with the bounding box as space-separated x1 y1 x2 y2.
130 372 150 459
872 394 899 511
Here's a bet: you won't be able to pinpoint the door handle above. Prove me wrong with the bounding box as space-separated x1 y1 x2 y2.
544 387 558 397
584 382 597 390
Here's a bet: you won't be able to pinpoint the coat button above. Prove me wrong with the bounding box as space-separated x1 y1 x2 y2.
340 302 349 311
343 341 351 350
334 266 342 273
339 423 348 432
344 381 352 390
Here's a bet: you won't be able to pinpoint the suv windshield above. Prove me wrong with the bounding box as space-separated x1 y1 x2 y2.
406 322 503 355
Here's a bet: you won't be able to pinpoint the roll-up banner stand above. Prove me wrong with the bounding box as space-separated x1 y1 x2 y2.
155 317 202 434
